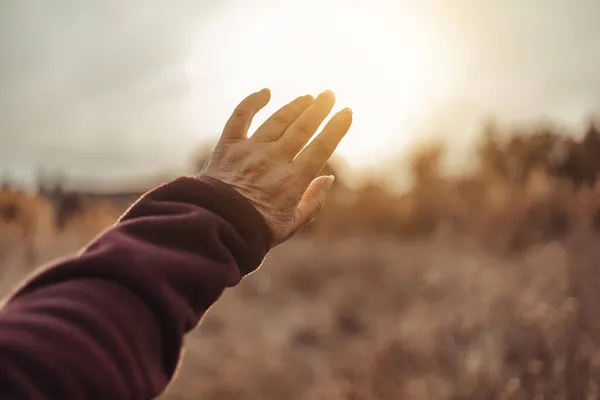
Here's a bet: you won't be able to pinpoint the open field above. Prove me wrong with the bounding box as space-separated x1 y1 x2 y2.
3 224 600 399
4 127 600 398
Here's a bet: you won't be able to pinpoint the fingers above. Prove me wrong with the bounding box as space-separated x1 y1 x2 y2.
252 94 314 142
292 175 335 231
279 90 336 157
221 89 271 142
295 107 352 176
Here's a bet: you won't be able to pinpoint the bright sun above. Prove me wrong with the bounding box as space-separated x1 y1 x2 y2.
185 0 451 168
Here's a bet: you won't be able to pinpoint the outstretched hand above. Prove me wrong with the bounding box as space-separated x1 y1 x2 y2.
201 89 352 246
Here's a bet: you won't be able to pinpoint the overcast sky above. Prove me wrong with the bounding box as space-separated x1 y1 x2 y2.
2 0 600 187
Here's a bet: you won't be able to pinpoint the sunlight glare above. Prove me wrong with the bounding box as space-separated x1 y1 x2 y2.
185 0 451 167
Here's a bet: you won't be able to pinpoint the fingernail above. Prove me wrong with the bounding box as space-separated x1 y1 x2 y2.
260 88 271 96
318 90 335 100
341 107 353 121
302 94 314 102
324 175 335 191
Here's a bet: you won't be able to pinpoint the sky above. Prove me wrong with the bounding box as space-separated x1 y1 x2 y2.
2 0 600 188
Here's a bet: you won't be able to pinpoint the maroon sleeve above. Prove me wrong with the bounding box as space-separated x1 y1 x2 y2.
0 176 272 399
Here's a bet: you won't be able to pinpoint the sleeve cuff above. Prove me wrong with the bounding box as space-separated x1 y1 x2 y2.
136 175 273 276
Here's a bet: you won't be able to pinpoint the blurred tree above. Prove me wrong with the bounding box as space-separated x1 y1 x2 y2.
557 121 600 186
1 172 12 190
408 142 445 186
477 122 572 183
478 120 508 178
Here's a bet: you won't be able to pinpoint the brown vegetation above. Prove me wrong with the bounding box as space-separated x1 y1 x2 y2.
4 122 600 398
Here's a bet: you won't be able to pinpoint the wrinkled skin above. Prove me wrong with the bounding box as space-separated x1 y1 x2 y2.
201 89 352 246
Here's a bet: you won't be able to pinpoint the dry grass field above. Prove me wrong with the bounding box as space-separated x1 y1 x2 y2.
162 236 593 399
4 127 600 398
4 224 600 399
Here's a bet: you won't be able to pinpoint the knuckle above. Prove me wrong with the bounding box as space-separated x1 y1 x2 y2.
288 101 306 115
272 112 292 126
233 107 249 119
295 121 313 136
313 139 334 157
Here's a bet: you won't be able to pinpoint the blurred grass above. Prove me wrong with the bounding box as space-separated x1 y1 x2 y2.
4 122 600 398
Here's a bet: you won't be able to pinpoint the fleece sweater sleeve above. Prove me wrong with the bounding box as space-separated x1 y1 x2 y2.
0 176 272 399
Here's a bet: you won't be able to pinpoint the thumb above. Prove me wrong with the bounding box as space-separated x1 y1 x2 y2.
293 175 335 230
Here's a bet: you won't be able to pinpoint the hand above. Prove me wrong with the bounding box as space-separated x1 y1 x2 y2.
201 89 352 246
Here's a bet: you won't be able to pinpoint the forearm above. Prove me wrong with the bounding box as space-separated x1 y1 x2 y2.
0 176 271 399
0 279 166 398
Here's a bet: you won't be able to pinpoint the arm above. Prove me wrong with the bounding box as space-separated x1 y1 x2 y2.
0 176 271 399
0 88 352 399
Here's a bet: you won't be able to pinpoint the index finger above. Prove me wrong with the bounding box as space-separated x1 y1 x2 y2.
221 89 271 142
